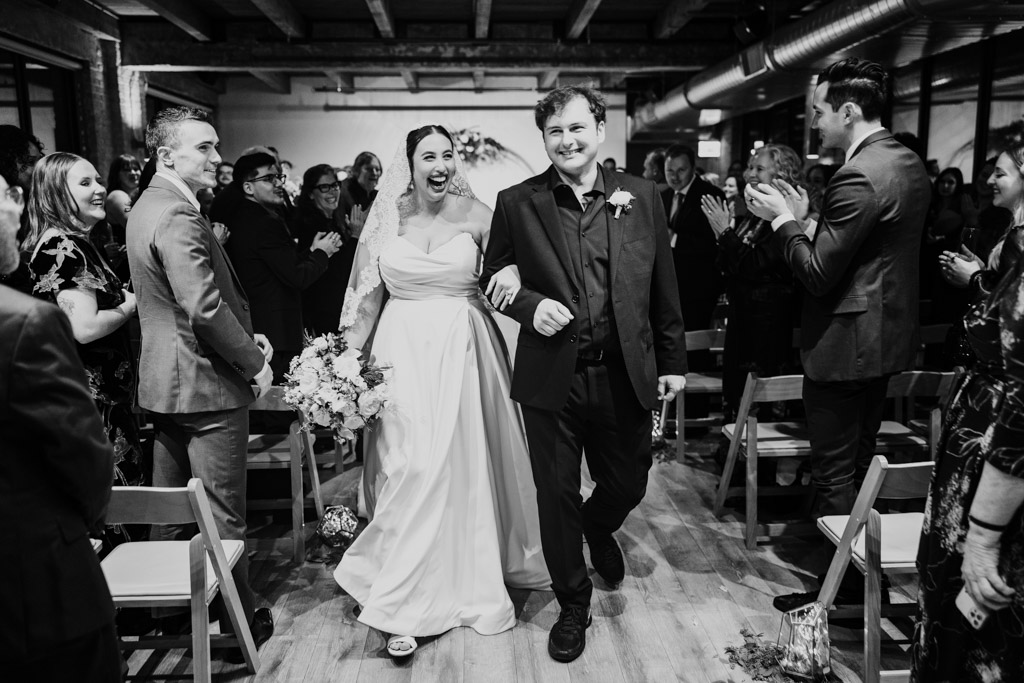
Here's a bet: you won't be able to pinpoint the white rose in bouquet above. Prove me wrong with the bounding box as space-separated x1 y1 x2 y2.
313 336 330 351
343 414 365 431
296 368 320 394
358 390 382 418
313 407 333 427
332 353 362 381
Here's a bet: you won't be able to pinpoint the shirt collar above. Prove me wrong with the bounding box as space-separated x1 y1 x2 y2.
676 177 696 196
848 126 886 159
548 164 607 196
154 170 201 211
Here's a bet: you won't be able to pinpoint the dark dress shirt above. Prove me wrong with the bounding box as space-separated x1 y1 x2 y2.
550 167 619 354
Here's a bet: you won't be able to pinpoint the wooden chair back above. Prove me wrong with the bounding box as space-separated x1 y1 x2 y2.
684 328 726 351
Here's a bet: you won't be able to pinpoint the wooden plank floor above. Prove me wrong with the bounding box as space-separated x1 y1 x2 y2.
125 430 917 682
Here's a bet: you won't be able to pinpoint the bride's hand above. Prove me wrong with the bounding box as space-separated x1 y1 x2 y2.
485 265 521 311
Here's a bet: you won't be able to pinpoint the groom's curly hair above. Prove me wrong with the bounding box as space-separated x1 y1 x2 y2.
534 86 606 131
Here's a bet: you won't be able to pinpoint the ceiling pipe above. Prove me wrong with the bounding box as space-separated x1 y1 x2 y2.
632 0 996 134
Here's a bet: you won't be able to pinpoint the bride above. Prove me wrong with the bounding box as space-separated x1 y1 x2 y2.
333 125 549 657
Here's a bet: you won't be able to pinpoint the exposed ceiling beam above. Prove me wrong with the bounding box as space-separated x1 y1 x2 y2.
250 71 291 93
365 0 395 39
134 0 213 41
653 0 712 39
121 30 732 72
472 69 485 93
324 71 355 93
34 0 119 42
400 69 419 93
538 70 559 89
474 0 493 40
565 0 604 40
249 0 306 39
147 72 220 107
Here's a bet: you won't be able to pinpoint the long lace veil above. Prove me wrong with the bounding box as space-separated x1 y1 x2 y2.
338 126 477 350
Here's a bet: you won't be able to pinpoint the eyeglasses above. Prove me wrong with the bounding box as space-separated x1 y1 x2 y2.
250 173 287 185
314 182 341 193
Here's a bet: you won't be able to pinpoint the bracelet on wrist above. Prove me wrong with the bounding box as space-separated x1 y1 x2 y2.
969 270 984 289
968 514 1008 532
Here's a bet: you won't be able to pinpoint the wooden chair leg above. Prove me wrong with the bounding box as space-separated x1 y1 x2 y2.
864 510 883 683
713 438 740 516
304 430 325 518
190 535 212 683
745 419 759 550
288 422 305 563
676 395 685 461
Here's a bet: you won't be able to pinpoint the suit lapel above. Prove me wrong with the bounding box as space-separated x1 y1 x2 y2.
605 171 628 287
530 185 579 289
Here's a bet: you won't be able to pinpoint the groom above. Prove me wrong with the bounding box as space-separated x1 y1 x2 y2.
482 85 687 663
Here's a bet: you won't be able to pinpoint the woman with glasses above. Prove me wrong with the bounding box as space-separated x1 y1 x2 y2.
23 152 146 548
296 163 360 335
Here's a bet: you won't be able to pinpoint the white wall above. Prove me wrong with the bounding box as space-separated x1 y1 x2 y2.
216 75 629 209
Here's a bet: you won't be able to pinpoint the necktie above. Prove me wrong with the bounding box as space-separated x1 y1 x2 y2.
669 191 684 223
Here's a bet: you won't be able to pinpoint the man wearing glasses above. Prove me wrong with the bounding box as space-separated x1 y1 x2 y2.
224 152 342 380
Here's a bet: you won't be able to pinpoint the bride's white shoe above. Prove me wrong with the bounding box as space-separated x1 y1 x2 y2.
386 635 418 657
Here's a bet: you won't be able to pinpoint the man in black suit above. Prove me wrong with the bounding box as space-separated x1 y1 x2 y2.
482 86 687 663
662 144 725 421
747 58 930 606
224 152 341 380
0 177 121 681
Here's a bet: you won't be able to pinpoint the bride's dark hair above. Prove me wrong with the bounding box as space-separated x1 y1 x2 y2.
405 125 455 169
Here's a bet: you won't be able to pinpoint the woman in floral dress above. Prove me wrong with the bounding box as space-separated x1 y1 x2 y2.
913 144 1024 682
24 152 144 547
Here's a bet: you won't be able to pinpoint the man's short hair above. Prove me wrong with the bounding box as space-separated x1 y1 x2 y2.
233 152 278 186
664 144 696 168
534 85 607 131
817 58 889 123
145 107 211 156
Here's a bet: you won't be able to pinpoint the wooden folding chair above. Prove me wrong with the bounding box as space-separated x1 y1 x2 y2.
816 455 934 683
890 370 957 459
714 372 934 549
101 479 260 681
248 386 326 563
675 328 726 459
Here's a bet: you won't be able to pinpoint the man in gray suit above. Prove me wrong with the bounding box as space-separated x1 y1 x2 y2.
747 58 930 607
127 107 274 648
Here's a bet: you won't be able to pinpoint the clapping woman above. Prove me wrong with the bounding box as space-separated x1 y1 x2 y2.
701 144 804 421
24 153 145 547
913 143 1024 681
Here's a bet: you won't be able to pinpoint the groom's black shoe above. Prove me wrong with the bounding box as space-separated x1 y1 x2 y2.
585 529 625 586
548 605 592 663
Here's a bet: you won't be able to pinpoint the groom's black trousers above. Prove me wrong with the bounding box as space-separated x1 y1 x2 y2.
521 355 652 609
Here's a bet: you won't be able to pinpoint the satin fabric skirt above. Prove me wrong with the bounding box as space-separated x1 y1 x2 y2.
334 295 549 637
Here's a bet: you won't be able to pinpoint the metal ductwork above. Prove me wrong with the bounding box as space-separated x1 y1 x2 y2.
632 0 1015 135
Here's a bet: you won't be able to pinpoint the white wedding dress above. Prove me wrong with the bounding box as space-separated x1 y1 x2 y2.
333 230 550 638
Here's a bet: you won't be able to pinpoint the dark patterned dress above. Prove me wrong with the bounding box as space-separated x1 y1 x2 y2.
913 238 1024 682
29 232 146 546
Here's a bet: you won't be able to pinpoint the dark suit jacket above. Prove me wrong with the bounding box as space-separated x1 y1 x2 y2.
773 130 931 381
127 175 266 413
0 286 115 659
224 198 329 354
481 166 687 411
662 177 726 327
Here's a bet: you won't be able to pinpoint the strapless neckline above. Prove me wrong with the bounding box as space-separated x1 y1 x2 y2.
395 231 475 256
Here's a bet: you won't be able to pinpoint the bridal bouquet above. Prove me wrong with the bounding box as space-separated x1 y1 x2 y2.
283 332 391 440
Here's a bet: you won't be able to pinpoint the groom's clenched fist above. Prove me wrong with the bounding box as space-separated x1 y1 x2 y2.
533 299 574 337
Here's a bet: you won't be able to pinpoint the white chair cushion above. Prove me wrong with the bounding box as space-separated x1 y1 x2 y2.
722 420 925 456
818 512 924 567
102 539 245 598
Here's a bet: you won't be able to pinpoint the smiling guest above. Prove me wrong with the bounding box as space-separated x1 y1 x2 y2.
224 154 341 378
24 153 147 510
126 108 275 657
295 163 358 335
746 58 931 612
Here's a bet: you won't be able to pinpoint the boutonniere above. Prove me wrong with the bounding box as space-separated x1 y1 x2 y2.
607 189 635 219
